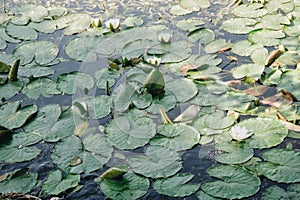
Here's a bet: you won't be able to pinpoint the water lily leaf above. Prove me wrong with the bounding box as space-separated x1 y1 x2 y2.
166 78 198 103
146 90 177 114
95 68 120 89
263 184 300 200
28 20 57 34
0 38 6 50
179 0 210 11
186 64 221 80
8 4 48 22
0 169 38 194
13 41 59 65
233 64 265 80
277 68 300 99
233 3 268 18
204 39 230 54
56 71 94 94
0 132 42 163
201 165 261 199
277 51 300 66
250 47 269 65
256 149 300 183
18 63 55 78
0 14 13 25
150 124 200 151
204 110 235 130
100 166 128 180
42 170 80 195
261 14 290 30
0 101 37 130
48 6 68 17
197 191 221 200
55 13 92 35
64 36 115 62
170 5 193 16
0 81 22 101
153 173 199 197
248 29 285 46
112 83 135 112
105 115 156 149
284 18 300 37
22 77 60 99
222 18 257 34
122 39 156 59
75 96 111 119
148 41 192 63
124 16 143 27
176 19 205 32
0 26 21 44
99 172 149 200
0 52 17 65
215 142 254 164
239 118 288 149
131 90 152 109
188 28 215 44
217 91 256 112
5 23 38 41
265 0 294 13
128 146 182 178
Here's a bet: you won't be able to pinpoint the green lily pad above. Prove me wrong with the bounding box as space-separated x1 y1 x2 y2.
248 28 285 46
8 4 48 22
124 16 143 27
56 71 94 94
0 26 21 44
197 191 221 200
222 18 257 34
263 184 300 200
41 170 80 195
28 20 57 34
0 81 22 101
99 172 149 200
0 14 13 25
100 166 128 180
215 142 254 164
256 149 300 183
231 40 263 57
122 39 156 59
150 124 200 151
55 13 92 35
250 47 269 65
13 41 59 65
95 68 120 89
0 169 38 194
145 90 177 114
128 146 182 178
105 115 156 149
48 6 68 17
265 0 294 13
64 36 115 62
170 5 193 16
22 77 60 99
204 110 235 130
201 165 261 199
18 63 55 78
112 83 135 112
0 101 37 130
217 91 256 112
176 19 205 32
188 28 215 44
204 39 230 54
239 118 288 149
5 23 38 41
233 3 268 18
277 68 300 99
284 18 300 37
153 173 199 197
233 64 265 80
179 0 210 11
260 14 290 30
166 78 198 103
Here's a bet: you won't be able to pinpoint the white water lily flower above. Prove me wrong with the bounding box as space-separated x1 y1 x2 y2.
91 18 102 27
229 126 253 141
105 19 120 31
146 57 161 66
157 32 172 44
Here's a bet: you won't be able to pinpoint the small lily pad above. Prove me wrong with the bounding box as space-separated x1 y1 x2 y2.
5 23 38 41
153 173 200 197
256 148 300 183
95 68 120 89
100 166 128 180
124 16 143 27
179 0 210 11
233 3 268 18
232 64 265 80
128 146 182 178
0 81 22 101
204 110 235 130
277 68 300 100
188 28 215 44
204 39 230 54
166 78 198 103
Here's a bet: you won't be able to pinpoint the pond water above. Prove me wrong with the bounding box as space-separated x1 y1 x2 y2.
0 0 300 200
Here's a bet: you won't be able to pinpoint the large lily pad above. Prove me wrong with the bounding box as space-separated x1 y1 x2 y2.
0 132 42 163
99 172 149 200
222 18 257 34
201 165 261 199
75 96 111 119
256 149 300 183
187 28 215 44
0 81 22 101
41 170 80 195
8 4 48 22
0 169 38 194
232 64 265 80
231 40 263 56
13 41 59 65
105 115 156 149
0 101 37 130
150 124 200 151
166 78 198 103
128 146 182 178
56 71 94 94
239 118 288 149
5 23 38 41
263 184 300 200
55 13 92 35
153 173 199 197
204 110 235 130
233 3 268 18
18 63 55 77
204 39 230 54
248 29 285 46
145 90 177 114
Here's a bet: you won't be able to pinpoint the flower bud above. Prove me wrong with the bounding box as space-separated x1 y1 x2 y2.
157 31 172 44
146 57 161 66
91 18 102 27
105 19 120 31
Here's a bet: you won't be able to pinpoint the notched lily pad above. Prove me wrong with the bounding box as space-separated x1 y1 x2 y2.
5 23 38 41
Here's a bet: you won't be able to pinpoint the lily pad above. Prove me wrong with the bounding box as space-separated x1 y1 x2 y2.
99 172 149 200
41 170 80 195
176 19 205 32
179 0 210 11
145 90 177 114
0 101 37 130
150 124 200 151
100 166 128 180
166 78 198 103
277 68 300 100
124 16 143 27
13 41 59 65
5 23 38 41
188 28 215 44
95 68 120 89
112 83 135 112
248 29 285 46
256 148 300 183
231 40 263 57
122 39 156 59
0 169 38 194
56 71 94 94
215 142 254 164
55 13 92 35
8 4 48 22
0 81 22 101
222 18 257 34
18 63 55 78
22 77 60 99
128 146 182 178
0 132 42 163
233 3 268 18
204 39 230 54
28 20 57 34
105 115 156 149
239 118 288 149
201 164 261 199
232 64 265 80
153 173 199 197
263 184 300 200
75 96 111 119
204 110 235 130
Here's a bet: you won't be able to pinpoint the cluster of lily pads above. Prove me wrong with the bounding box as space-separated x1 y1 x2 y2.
0 0 300 199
